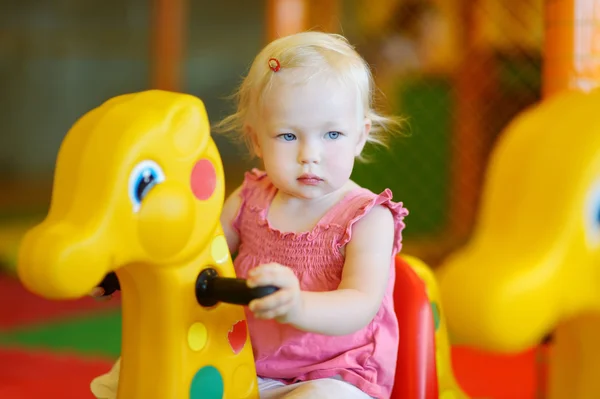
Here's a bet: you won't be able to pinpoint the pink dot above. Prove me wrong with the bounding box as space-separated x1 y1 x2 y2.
191 159 216 200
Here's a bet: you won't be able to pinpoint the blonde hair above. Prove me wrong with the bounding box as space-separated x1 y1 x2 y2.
213 31 405 161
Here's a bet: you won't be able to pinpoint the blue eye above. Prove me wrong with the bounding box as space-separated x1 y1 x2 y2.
280 133 296 141
128 160 165 212
326 131 341 140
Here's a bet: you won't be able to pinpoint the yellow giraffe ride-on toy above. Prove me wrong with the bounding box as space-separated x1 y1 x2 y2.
17 90 278 399
438 89 600 399
17 90 467 399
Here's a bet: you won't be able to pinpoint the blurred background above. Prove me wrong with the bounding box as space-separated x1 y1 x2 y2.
0 0 544 398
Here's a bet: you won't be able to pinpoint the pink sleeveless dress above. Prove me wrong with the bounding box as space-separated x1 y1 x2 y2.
232 169 408 399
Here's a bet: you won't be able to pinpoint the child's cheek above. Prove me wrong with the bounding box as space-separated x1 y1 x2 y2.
327 148 355 179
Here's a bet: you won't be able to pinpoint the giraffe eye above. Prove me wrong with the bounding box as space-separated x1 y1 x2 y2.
128 160 165 212
584 179 600 247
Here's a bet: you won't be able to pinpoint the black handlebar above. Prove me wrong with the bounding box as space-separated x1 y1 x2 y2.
99 272 120 296
97 268 279 307
195 268 279 307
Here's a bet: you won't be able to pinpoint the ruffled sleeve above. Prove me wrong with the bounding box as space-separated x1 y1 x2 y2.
232 168 270 234
337 188 409 256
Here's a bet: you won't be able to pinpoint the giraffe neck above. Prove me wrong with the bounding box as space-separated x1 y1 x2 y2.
548 313 600 399
115 258 205 399
110 228 260 399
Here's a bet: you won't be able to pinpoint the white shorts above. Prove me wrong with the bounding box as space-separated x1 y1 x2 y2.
258 376 374 398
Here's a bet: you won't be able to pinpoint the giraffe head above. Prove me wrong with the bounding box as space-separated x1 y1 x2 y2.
438 89 600 352
18 90 225 299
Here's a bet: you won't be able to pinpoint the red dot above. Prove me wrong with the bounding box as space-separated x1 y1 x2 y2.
190 159 216 200
228 320 247 354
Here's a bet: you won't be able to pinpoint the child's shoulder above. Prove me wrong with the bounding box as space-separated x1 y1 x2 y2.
337 181 409 254
344 180 407 218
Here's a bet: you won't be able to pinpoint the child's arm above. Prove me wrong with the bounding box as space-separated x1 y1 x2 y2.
220 185 243 254
248 205 396 336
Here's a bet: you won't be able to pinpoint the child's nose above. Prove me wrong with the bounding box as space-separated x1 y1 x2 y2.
298 144 320 164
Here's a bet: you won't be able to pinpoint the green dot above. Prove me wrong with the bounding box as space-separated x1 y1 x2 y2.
431 302 441 331
190 366 224 399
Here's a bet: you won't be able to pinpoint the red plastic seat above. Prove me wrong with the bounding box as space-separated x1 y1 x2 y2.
390 255 439 399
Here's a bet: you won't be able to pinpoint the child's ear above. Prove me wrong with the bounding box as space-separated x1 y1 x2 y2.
355 118 372 156
245 125 262 158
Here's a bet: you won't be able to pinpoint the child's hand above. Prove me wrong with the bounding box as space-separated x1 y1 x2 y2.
247 263 303 324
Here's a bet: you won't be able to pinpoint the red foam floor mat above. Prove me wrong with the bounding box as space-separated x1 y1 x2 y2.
0 347 114 398
452 346 545 399
0 275 119 330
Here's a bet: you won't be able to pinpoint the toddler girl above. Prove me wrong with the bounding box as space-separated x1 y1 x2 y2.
91 30 408 399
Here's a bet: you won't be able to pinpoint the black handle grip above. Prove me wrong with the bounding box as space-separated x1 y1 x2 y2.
196 268 279 307
99 272 120 296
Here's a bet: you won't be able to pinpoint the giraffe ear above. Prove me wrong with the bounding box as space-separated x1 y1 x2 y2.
169 98 210 157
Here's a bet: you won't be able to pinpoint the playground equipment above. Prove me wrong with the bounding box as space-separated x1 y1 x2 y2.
394 255 468 399
438 0 600 396
16 90 467 398
438 88 600 398
17 90 276 399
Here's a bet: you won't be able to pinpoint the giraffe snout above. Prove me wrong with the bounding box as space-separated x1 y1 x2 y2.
439 249 562 352
17 220 112 300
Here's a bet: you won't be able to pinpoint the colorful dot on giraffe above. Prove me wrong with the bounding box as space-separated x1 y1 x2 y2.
228 320 248 354
187 323 208 351
191 158 217 200
232 364 256 397
211 235 229 264
190 366 224 399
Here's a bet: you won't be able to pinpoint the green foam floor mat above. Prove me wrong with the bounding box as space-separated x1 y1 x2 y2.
0 309 122 358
